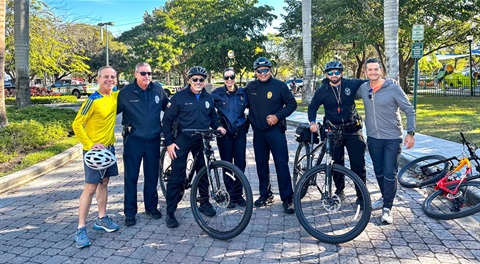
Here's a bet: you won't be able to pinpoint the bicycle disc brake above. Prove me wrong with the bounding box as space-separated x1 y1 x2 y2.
213 188 230 208
447 191 466 212
322 194 342 212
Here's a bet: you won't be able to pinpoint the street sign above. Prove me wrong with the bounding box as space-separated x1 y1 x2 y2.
412 42 424 58
412 24 424 41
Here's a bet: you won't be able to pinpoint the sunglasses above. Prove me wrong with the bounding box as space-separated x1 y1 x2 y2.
223 75 235 80
327 71 341 76
368 88 373 100
138 71 152 76
191 77 205 83
256 68 270 74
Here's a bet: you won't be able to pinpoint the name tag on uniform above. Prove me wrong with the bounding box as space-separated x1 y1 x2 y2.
129 99 140 103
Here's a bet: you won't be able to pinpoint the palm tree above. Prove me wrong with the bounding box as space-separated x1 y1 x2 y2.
302 0 313 105
384 0 399 80
0 0 9 127
14 0 30 108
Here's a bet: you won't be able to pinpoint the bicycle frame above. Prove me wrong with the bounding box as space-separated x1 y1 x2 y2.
182 129 222 197
424 132 480 199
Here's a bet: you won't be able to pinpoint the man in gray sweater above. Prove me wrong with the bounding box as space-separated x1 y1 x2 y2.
356 58 416 224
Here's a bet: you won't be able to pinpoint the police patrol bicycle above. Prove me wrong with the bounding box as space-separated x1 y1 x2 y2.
158 129 253 240
293 120 371 244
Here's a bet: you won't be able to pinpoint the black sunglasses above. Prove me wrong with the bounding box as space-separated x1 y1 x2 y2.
327 71 341 76
368 88 373 100
223 75 235 80
138 71 152 76
256 68 270 74
191 77 205 83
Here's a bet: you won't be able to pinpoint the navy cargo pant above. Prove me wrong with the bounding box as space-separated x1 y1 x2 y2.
166 133 209 214
123 135 160 218
252 125 294 202
216 127 247 200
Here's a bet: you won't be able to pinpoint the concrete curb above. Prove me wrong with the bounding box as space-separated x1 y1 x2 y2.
0 144 83 194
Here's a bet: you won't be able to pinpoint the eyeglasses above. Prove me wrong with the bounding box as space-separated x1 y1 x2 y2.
138 71 152 76
223 75 235 80
368 88 373 100
256 68 270 74
191 77 205 83
327 71 341 76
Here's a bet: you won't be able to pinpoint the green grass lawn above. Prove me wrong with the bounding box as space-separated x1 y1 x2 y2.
297 96 480 144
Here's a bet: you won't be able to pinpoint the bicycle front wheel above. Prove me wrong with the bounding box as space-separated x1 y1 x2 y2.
398 155 450 188
422 181 480 220
190 160 253 240
294 164 371 244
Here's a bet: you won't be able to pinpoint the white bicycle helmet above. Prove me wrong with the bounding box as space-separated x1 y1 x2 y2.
84 149 117 170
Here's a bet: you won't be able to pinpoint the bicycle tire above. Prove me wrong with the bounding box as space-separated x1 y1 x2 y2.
158 148 170 197
398 155 450 188
190 160 253 240
293 142 309 189
422 181 480 220
294 164 371 244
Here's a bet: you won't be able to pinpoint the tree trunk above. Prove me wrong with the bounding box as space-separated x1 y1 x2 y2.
14 0 31 108
301 0 313 106
0 0 8 128
384 0 399 80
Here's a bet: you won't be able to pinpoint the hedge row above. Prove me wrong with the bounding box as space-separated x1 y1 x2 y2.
0 105 77 163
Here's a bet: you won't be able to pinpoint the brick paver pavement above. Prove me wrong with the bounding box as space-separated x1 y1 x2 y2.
1 123 480 263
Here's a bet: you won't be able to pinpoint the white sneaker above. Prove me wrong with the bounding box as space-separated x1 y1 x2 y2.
381 208 393 224
371 198 384 211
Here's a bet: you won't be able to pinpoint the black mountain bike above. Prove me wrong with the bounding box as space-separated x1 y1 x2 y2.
158 129 253 240
293 120 371 244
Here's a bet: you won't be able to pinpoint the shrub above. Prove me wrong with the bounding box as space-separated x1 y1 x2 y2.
5 96 78 105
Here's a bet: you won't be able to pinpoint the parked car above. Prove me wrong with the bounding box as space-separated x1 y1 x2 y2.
49 79 87 98
4 79 15 90
156 82 182 96
285 78 303 90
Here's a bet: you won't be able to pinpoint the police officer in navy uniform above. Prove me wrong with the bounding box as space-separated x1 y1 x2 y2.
244 57 297 214
308 60 367 202
117 62 169 226
162 66 226 228
211 68 249 208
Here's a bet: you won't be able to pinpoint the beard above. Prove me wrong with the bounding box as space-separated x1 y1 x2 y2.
330 78 341 85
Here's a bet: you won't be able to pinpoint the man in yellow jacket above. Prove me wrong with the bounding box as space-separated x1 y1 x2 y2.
71 66 119 248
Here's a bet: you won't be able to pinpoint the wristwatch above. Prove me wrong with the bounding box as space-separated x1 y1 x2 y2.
407 131 415 136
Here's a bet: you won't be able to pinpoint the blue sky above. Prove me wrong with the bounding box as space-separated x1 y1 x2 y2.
44 0 287 36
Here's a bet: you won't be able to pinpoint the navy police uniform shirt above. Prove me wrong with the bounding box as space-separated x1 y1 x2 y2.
244 77 297 131
162 87 222 146
211 85 248 135
117 80 169 140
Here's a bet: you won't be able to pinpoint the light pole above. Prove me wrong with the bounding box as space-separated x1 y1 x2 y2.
227 50 235 70
467 35 473 96
98 22 114 65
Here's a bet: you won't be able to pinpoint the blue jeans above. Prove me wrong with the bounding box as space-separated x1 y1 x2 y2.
367 137 402 209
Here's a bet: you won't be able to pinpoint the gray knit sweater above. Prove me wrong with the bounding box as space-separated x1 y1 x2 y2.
356 79 416 140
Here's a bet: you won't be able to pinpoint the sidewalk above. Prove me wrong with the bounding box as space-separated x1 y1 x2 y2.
1 111 479 263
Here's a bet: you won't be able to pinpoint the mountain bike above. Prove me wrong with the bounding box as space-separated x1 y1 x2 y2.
293 120 371 244
398 132 480 189
158 129 253 240
292 123 327 188
419 133 480 219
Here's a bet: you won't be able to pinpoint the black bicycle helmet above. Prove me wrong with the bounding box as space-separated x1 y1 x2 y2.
324 60 344 72
253 57 272 70
188 66 208 78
